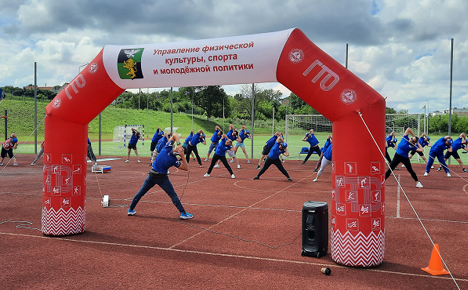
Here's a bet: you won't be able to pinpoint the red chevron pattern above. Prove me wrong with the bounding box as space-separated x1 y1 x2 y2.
41 206 86 236
331 229 385 267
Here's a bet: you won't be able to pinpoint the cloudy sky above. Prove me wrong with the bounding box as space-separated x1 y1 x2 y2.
0 0 467 114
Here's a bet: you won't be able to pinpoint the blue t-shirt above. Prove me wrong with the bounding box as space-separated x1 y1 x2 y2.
238 130 250 143
184 132 194 145
268 142 286 159
190 132 204 146
128 131 139 146
418 137 430 148
324 143 333 161
156 136 168 153
265 135 278 148
452 137 465 152
305 133 319 147
430 137 451 155
210 130 222 144
153 140 181 173
214 138 232 156
227 129 237 141
151 129 163 143
396 135 417 158
321 138 332 153
386 135 396 149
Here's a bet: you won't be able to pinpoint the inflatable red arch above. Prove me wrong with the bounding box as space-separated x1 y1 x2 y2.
43 28 385 267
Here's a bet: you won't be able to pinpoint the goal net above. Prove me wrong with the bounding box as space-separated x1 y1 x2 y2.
113 125 145 147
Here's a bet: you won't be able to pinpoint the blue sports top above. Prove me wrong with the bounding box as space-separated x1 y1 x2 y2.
128 131 139 146
184 132 194 145
386 135 396 149
190 132 204 146
153 140 181 173
418 137 430 148
396 135 417 158
265 135 278 148
321 138 332 153
268 142 286 159
324 143 333 161
210 129 222 144
156 136 168 153
151 128 163 143
215 138 232 156
305 133 319 147
238 129 250 143
430 137 451 155
451 137 465 152
227 129 237 141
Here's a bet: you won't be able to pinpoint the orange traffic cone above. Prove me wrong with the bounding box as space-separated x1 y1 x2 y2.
421 244 449 275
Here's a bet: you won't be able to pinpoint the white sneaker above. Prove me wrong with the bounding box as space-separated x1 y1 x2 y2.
447 173 451 177
313 177 318 182
401 164 405 168
237 164 241 169
231 174 236 179
229 159 234 163
138 159 141 163
167 170 170 175
204 173 210 177
204 158 209 161
213 164 219 168
423 172 428 176
416 182 423 188
431 166 434 169
13 163 18 166
125 159 129 163
247 160 250 164
31 162 36 166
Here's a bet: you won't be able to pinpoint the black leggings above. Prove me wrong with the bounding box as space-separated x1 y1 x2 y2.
257 157 290 178
186 144 202 165
304 145 321 162
207 153 234 175
385 149 392 164
385 153 418 181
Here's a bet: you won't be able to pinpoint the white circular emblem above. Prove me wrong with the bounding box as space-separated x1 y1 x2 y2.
53 98 62 109
89 62 98 74
340 89 357 105
289 49 304 64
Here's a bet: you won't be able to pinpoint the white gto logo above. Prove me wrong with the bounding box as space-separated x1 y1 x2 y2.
289 49 304 64
340 89 357 105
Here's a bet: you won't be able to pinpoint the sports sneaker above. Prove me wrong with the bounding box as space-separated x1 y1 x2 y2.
213 164 219 168
423 172 428 176
31 162 36 166
394 167 400 170
401 164 405 168
94 162 98 166
436 167 441 172
447 173 451 177
125 159 129 163
0 162 3 165
464 168 467 173
180 212 193 220
301 161 306 165
237 164 241 169
313 177 318 182
288 178 292 182
247 160 250 164
313 168 318 172
167 170 170 175
431 166 434 169
416 182 423 188
230 159 234 163
204 173 210 177
127 209 136 216
231 174 236 179
138 159 141 163
13 163 18 166
255 165 260 170
204 158 209 161
253 176 259 180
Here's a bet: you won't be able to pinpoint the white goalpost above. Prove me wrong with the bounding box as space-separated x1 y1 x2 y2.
113 125 145 147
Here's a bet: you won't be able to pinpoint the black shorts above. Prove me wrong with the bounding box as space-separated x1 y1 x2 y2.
261 144 271 156
128 144 137 150
444 150 460 160
409 150 424 157
1 147 13 158
150 142 157 152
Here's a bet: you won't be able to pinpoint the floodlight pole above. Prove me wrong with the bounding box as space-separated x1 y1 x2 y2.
251 83 255 160
272 106 275 135
448 38 454 165
34 62 38 154
345 43 348 69
170 87 173 134
223 95 225 131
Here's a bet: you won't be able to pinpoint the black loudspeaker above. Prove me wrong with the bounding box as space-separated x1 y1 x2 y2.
301 201 328 258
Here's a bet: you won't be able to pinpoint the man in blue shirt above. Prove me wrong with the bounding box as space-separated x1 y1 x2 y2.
205 125 222 162
403 133 431 168
150 127 163 158
313 141 332 182
254 135 292 181
125 128 142 163
425 135 453 177
255 131 282 170
385 127 423 188
186 129 206 167
385 131 397 166
437 133 468 173
128 134 193 219
204 134 236 179
301 129 321 165
313 134 332 172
